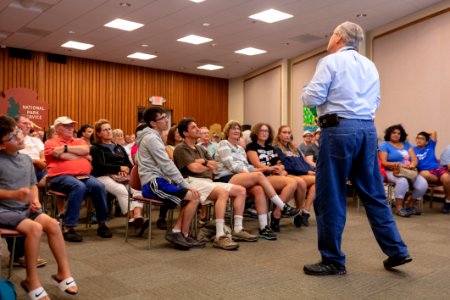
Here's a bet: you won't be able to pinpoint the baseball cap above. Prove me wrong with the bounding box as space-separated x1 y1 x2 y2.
53 116 77 126
303 130 313 137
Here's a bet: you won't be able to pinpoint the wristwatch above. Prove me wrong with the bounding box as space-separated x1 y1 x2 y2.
64 145 68 153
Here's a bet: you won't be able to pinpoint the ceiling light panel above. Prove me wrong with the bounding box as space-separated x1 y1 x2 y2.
127 52 157 60
197 64 223 70
234 47 266 56
189 0 206 3
61 41 94 50
249 9 293 24
177 34 212 45
104 18 144 31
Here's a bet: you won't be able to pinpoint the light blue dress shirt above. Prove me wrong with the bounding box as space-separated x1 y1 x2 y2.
302 46 380 120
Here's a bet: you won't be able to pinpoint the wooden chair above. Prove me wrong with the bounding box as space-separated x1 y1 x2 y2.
0 228 23 279
427 182 444 208
125 165 174 249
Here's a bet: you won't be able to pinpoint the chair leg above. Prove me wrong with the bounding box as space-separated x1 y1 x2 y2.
429 187 434 208
167 209 174 234
147 204 152 250
8 236 16 279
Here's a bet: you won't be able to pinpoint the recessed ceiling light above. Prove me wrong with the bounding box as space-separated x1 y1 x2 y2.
68 30 75 34
104 18 144 31
197 64 223 70
202 23 210 27
141 44 149 47
356 13 367 18
190 0 206 3
127 52 157 60
234 47 266 56
61 41 93 50
249 9 293 24
177 34 212 45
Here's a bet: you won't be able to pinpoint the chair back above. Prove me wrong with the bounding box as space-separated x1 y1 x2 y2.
130 165 142 191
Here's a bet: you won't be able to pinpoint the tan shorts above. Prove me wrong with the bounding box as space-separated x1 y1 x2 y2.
186 177 233 204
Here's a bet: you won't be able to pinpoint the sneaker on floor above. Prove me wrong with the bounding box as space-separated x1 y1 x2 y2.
165 232 191 250
184 236 206 248
14 256 47 268
281 204 300 218
231 229 258 242
63 228 83 242
293 214 303 228
396 208 410 217
441 202 450 214
302 212 310 226
383 255 413 270
97 225 113 238
132 217 144 231
258 225 277 240
156 218 167 230
406 207 420 216
270 212 280 232
304 261 347 276
213 235 239 250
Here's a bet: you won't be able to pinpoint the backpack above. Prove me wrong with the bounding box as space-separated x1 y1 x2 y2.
0 279 16 300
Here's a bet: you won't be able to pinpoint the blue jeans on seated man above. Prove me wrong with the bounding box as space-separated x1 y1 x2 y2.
315 119 409 267
49 175 109 227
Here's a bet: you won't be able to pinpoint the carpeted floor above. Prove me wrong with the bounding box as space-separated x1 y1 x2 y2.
2 198 450 300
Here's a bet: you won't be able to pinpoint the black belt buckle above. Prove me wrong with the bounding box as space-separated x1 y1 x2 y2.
318 113 339 128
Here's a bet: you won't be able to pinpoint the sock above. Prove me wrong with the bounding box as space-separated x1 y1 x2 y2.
216 219 225 237
172 228 181 233
233 215 243 233
270 195 285 210
258 214 268 230
303 209 310 215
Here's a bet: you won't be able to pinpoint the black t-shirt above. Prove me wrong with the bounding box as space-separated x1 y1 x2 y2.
246 142 280 167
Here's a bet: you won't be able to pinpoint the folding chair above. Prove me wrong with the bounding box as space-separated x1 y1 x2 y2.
0 228 23 279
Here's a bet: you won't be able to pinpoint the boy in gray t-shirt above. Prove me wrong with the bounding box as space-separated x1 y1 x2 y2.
0 115 78 298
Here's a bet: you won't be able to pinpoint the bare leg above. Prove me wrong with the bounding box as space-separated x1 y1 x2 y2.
230 185 246 216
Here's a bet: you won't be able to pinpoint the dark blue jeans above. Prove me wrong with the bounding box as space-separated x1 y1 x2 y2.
49 175 109 227
315 119 409 266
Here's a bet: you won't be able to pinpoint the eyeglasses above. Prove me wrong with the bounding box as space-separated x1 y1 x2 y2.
155 114 168 121
1 129 23 143
259 129 269 133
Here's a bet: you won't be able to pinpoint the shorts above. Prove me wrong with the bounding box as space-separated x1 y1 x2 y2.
0 207 43 229
428 166 448 180
186 177 233 204
141 178 188 209
214 174 234 183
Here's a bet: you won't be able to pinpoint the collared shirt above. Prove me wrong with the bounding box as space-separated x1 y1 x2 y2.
302 46 380 120
196 141 218 158
19 135 44 160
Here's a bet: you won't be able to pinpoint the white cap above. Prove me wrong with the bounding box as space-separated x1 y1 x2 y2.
303 130 313 137
53 116 77 126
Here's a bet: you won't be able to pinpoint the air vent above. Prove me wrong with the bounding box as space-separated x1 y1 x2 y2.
17 27 52 37
9 48 32 60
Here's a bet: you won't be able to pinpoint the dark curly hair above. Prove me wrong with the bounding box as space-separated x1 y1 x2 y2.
417 131 430 142
384 124 408 142
250 123 274 146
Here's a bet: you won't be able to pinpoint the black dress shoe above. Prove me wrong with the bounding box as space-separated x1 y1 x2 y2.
97 225 113 238
304 261 347 276
383 255 412 270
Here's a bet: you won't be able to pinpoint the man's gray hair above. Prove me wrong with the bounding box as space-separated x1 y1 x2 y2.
334 21 364 49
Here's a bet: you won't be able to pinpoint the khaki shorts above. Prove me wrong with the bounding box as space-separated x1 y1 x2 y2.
186 177 233 204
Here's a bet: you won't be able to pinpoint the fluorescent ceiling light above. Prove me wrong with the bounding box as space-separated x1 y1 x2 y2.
177 34 212 45
61 41 94 50
190 0 206 3
127 52 157 60
104 18 144 31
197 64 223 70
249 9 293 24
234 47 266 56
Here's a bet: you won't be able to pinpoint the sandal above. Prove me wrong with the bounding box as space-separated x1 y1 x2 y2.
51 274 78 295
21 280 48 300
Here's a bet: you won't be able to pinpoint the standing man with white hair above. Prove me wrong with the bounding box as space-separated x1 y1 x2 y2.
302 21 411 276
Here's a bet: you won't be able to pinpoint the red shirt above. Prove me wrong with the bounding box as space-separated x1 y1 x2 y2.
44 136 92 177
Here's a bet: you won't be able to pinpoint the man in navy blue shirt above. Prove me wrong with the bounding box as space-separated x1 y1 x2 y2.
302 21 411 276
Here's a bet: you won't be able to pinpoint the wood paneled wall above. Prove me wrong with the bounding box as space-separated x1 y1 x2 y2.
0 48 228 134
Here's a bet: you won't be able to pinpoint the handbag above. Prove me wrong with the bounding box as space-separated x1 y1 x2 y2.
393 166 418 181
110 174 130 184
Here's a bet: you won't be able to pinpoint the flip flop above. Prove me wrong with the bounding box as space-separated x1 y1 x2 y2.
51 274 78 295
20 280 48 300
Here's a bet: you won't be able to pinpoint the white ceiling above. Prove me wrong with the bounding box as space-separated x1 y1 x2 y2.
0 0 443 79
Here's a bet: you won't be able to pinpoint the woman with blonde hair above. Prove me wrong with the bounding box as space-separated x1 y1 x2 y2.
246 122 306 232
215 120 300 240
273 125 316 226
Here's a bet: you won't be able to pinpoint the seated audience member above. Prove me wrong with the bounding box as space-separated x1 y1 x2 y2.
90 119 145 230
379 124 428 217
440 144 450 170
246 123 306 232
212 133 221 143
240 124 252 148
414 131 450 213
197 126 218 158
306 129 320 168
130 124 147 164
113 128 132 163
174 118 257 249
215 120 300 241
136 107 203 250
273 126 316 226
44 126 56 142
44 116 112 242
165 125 183 161
298 130 313 154
0 115 78 299
77 124 94 146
